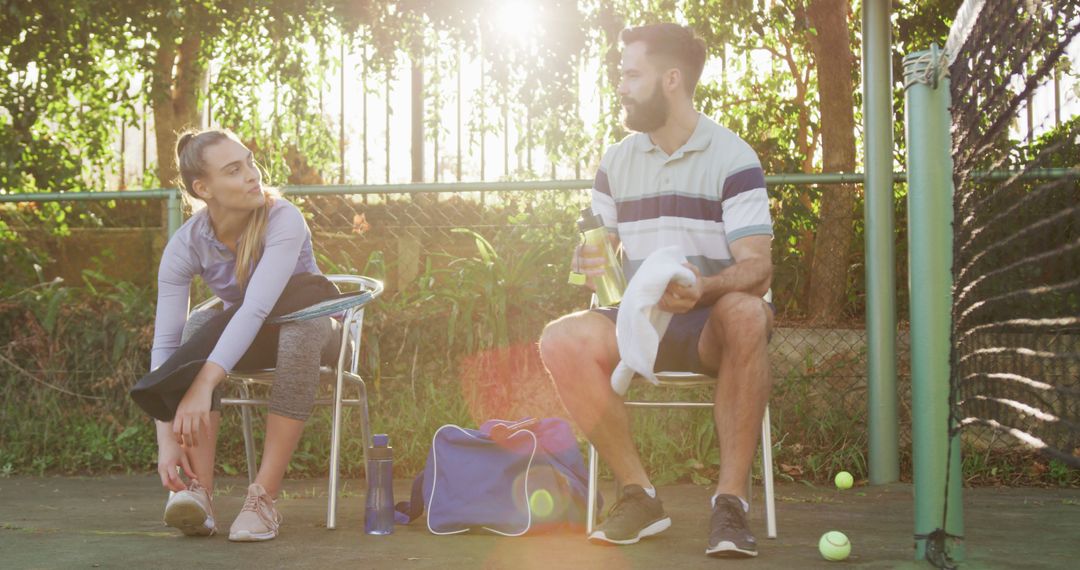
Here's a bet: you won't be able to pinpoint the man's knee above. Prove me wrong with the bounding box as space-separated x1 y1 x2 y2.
539 314 586 363
709 293 770 343
539 312 614 375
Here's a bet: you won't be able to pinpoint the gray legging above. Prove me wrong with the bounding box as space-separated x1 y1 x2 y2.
181 309 342 421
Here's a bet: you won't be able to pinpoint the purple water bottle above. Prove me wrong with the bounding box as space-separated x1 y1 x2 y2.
364 434 395 535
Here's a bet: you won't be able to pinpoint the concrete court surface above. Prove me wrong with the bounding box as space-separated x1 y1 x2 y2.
1 476 1078 569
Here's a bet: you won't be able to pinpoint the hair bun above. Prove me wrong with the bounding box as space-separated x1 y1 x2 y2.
176 132 196 157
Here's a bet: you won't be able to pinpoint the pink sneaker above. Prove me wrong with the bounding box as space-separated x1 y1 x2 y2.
228 483 282 542
163 480 216 537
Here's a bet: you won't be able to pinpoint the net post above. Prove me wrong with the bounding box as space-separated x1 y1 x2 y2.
903 45 965 562
861 0 900 486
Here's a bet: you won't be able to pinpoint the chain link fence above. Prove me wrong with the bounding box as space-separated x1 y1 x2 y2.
1 181 914 484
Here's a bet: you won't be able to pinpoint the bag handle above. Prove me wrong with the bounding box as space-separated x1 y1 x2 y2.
488 417 540 441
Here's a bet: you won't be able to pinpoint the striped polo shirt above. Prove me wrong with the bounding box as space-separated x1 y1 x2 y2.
591 113 773 283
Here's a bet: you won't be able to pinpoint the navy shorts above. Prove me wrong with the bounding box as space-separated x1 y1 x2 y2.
592 301 775 376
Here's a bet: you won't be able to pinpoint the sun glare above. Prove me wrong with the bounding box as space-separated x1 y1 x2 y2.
493 0 541 45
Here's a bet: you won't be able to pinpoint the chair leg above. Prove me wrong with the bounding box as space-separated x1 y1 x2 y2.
746 459 754 514
586 443 599 536
355 377 373 470
327 367 346 530
238 381 256 486
761 404 777 539
353 374 373 529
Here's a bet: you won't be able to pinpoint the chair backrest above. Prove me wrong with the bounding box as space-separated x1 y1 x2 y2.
189 274 384 371
190 273 384 313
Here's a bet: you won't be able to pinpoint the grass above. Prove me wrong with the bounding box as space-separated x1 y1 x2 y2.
0 274 1076 490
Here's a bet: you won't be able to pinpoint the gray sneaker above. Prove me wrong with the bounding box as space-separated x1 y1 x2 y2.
163 480 216 537
229 483 282 542
706 494 758 557
588 484 671 545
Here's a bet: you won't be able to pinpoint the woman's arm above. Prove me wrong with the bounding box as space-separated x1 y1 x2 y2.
150 233 197 371
150 229 204 470
172 202 308 446
206 201 308 372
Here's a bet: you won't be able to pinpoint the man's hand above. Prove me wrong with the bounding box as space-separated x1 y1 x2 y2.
572 241 612 291
658 263 703 314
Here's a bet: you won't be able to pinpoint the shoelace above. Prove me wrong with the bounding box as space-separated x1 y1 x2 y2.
607 490 648 520
241 491 282 529
187 480 216 519
711 499 747 534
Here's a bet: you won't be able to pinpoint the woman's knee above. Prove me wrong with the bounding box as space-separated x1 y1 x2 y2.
268 404 311 422
269 319 331 420
278 318 332 355
181 309 219 343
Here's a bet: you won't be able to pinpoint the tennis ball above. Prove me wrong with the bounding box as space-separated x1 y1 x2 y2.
834 471 854 490
819 531 851 561
529 489 554 517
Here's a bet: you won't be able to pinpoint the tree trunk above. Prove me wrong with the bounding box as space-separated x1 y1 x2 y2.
151 29 206 191
805 0 858 324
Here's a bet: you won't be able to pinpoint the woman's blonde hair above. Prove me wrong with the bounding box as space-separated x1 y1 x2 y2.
175 129 277 289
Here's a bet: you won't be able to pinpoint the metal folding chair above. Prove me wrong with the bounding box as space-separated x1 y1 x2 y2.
584 373 777 539
189 274 383 530
584 293 778 539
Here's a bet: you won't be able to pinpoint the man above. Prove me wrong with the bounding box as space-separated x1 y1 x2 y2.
538 23 774 558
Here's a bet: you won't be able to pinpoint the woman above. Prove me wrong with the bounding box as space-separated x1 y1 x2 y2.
151 129 336 541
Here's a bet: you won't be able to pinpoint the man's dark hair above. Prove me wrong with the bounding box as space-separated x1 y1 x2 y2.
620 23 707 96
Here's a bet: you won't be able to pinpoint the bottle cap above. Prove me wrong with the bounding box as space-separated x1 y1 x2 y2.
577 207 605 232
369 434 392 460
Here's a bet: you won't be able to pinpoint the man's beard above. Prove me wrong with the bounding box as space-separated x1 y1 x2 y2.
622 80 669 133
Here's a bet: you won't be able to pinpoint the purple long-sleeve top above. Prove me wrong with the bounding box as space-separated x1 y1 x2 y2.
150 198 321 372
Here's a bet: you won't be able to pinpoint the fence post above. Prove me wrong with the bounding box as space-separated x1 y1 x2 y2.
167 188 182 237
862 0 899 485
903 45 965 562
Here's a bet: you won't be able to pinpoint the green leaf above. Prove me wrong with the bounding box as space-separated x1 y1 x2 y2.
42 288 66 334
116 426 140 443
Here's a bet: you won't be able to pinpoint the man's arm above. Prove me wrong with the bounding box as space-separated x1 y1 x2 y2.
660 235 772 313
698 235 773 303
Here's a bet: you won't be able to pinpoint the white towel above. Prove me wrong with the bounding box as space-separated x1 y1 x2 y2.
611 246 697 396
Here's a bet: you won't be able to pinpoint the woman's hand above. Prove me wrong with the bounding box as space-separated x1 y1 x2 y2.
156 422 194 492
172 362 224 448
173 378 214 448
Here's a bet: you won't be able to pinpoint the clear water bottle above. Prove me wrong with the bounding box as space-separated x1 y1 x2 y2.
364 434 394 535
568 207 626 306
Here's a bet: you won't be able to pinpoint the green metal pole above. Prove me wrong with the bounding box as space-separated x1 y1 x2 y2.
167 188 183 237
862 0 899 485
903 46 964 562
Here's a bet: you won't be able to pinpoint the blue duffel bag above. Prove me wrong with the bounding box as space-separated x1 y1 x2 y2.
395 417 594 535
